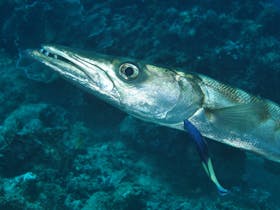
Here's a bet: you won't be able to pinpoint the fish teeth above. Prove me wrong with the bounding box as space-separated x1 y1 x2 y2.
39 48 49 56
39 48 58 59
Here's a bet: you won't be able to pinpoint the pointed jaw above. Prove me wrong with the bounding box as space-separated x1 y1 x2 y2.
28 45 121 106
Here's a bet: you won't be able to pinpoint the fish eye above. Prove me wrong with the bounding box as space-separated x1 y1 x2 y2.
119 63 139 80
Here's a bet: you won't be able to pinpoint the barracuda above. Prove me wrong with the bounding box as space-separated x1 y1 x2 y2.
29 45 280 194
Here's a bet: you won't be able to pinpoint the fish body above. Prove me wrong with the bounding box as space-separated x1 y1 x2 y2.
190 74 280 162
28 45 280 191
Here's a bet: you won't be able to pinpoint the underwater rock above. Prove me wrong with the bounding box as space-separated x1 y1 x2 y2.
0 172 41 210
3 172 37 195
82 191 112 210
0 103 48 150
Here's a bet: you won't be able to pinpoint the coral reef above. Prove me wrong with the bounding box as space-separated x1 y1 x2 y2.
0 0 280 209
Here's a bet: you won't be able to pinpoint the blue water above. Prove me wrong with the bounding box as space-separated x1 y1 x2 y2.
0 1 280 209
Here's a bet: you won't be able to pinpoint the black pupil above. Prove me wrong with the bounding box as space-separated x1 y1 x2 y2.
124 67 134 77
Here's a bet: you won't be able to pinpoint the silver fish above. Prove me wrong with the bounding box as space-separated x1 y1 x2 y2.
28 45 280 193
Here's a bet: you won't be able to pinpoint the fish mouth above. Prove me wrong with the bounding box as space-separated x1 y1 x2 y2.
28 45 121 105
29 45 94 81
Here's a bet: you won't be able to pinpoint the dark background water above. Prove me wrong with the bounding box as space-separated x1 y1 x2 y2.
0 0 280 209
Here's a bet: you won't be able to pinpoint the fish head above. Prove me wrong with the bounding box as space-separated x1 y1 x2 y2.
29 45 202 125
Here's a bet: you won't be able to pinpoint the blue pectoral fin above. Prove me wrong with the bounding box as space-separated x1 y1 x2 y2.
184 119 229 195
